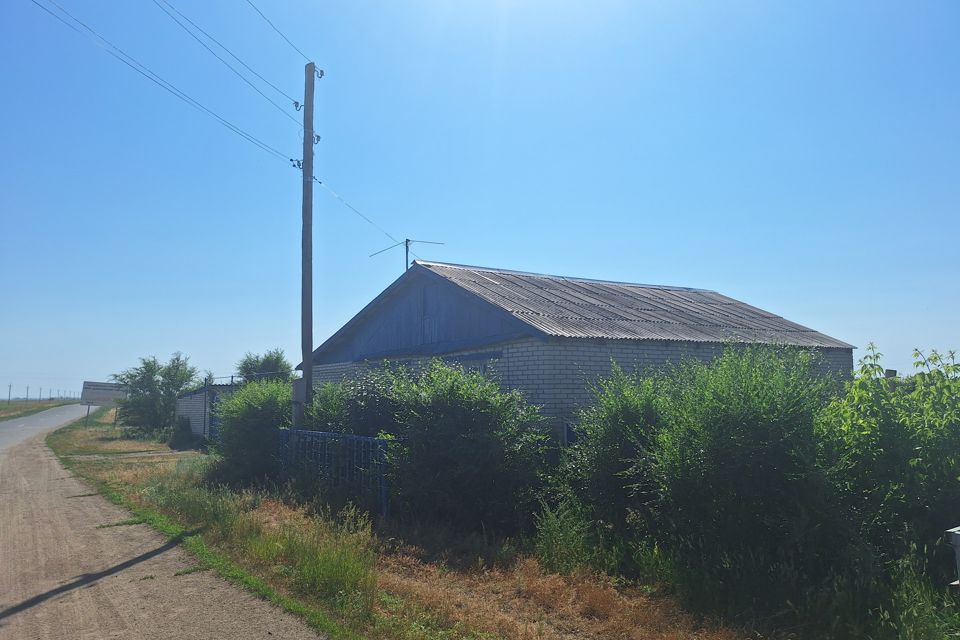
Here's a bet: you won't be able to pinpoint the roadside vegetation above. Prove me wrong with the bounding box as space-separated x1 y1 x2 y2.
55 345 960 639
554 346 960 639
0 398 78 421
51 359 739 640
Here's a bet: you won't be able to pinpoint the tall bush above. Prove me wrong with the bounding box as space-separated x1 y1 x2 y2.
635 348 862 617
560 347 873 623
305 361 550 534
563 364 662 536
390 361 550 534
818 346 960 577
215 379 291 482
306 368 402 436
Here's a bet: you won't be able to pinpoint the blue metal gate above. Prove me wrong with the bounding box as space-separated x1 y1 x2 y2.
279 429 390 515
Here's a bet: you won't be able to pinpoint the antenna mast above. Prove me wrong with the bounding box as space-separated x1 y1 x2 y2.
370 238 445 272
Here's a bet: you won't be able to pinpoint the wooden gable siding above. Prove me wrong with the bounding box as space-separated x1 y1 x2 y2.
315 271 533 364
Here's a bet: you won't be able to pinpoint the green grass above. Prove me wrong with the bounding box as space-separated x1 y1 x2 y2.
0 399 79 421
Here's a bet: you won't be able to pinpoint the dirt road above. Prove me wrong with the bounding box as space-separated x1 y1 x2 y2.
0 408 321 639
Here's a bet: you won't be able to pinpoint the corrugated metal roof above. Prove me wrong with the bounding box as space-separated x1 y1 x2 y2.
415 261 853 349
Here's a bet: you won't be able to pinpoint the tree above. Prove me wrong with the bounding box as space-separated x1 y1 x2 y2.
113 352 198 432
236 348 293 383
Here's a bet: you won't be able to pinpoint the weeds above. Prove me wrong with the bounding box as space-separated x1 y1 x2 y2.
121 458 379 619
877 549 960 640
533 498 591 574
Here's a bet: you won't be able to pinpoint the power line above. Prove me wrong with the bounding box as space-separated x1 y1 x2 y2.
152 0 299 104
313 178 399 245
243 0 312 63
313 178 425 260
28 1 424 261
30 0 292 163
151 0 301 128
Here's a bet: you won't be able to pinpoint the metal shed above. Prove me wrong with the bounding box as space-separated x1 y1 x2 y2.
174 384 236 439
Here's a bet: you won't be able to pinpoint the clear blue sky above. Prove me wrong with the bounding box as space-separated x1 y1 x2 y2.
1 0 957 397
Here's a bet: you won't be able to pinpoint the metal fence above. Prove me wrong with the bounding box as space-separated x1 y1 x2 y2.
278 429 390 515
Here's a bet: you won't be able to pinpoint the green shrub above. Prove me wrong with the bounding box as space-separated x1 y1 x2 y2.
558 347 873 625
304 361 551 535
636 348 865 618
563 365 662 537
388 360 551 535
306 368 402 436
215 379 291 482
307 382 348 430
818 346 960 578
552 345 960 635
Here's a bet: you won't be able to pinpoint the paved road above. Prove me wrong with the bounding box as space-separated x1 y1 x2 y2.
0 404 93 453
0 406 321 639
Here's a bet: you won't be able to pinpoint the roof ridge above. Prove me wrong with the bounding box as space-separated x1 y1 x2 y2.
413 260 714 293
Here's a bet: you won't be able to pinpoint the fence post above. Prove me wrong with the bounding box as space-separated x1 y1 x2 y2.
377 439 389 518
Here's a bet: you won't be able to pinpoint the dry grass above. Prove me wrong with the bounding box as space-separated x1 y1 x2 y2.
377 553 738 640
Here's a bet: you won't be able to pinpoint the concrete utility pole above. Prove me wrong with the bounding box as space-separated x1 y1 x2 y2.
26 386 29 401
7 384 11 405
297 61 316 426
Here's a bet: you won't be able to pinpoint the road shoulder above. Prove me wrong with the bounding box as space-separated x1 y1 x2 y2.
0 431 321 640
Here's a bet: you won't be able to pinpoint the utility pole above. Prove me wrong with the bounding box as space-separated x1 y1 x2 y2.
26 386 29 401
7 384 10 405
297 61 317 426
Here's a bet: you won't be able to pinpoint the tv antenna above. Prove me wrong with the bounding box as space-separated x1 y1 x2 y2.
370 238 445 271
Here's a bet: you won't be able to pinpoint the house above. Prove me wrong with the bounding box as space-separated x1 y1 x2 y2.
305 261 854 438
175 383 236 439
